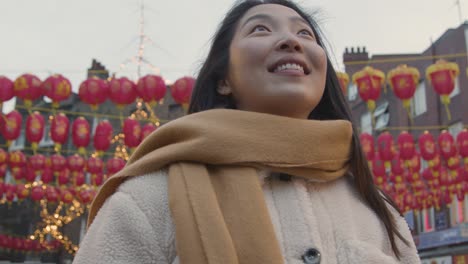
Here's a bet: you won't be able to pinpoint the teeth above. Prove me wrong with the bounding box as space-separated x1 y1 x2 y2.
274 63 304 73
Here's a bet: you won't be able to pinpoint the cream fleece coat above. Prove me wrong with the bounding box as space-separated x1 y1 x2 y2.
74 170 420 264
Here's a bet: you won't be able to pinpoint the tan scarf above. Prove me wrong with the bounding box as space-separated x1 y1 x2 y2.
88 109 353 264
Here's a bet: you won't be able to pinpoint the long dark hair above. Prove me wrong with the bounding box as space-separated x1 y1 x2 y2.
188 0 410 259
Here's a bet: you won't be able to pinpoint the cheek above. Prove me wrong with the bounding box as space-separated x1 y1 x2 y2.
310 46 327 72
230 40 268 72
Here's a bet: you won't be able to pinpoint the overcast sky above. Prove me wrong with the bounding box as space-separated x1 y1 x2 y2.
1 0 466 112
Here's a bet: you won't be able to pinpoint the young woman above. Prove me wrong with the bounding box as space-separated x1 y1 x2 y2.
74 0 420 263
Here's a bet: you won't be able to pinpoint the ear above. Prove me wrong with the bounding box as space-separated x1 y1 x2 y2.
217 80 232 95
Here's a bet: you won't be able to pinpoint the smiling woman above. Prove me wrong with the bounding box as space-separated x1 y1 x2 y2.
73 1 420 264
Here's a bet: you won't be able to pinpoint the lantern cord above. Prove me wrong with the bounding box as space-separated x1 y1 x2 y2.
0 144 117 157
374 124 468 131
14 104 170 123
344 52 468 66
119 110 124 126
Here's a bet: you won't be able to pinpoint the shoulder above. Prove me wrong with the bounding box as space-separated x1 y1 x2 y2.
117 169 170 210
75 169 176 263
117 169 176 245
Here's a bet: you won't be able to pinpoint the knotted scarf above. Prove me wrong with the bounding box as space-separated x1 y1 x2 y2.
88 109 353 264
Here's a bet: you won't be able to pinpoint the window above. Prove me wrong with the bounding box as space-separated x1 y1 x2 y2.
360 112 372 134
411 82 427 117
91 117 103 137
348 83 358 101
39 124 54 147
450 76 460 98
374 101 390 130
9 129 25 151
448 122 463 137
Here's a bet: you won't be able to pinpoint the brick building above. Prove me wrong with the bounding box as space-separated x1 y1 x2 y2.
344 23 468 260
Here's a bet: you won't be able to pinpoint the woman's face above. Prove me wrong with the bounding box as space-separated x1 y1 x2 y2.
225 4 327 119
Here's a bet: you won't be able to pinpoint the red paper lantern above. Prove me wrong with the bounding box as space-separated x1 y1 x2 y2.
60 188 74 204
141 123 157 140
30 154 46 175
11 167 26 181
24 166 36 182
0 76 14 108
51 113 70 152
72 117 91 155
78 77 109 110
372 153 386 185
107 157 126 175
67 154 86 172
41 168 54 184
438 130 457 168
418 131 437 161
377 131 395 168
0 148 8 167
403 192 415 213
9 151 26 169
352 66 385 112
88 157 104 175
30 186 45 201
408 152 421 182
426 60 459 120
93 120 113 153
0 165 7 180
78 188 93 204
92 173 104 186
387 65 419 114
42 74 72 108
360 133 375 161
74 172 86 186
50 154 67 173
46 186 59 203
16 184 30 200
26 112 45 151
381 182 394 196
171 76 195 107
0 110 22 146
336 72 349 96
397 131 415 161
457 129 468 164
390 153 405 183
13 74 42 108
136 75 166 105
5 184 16 202
109 77 137 108
123 117 141 148
57 169 70 185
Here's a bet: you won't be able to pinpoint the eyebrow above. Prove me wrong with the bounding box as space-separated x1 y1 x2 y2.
241 13 311 29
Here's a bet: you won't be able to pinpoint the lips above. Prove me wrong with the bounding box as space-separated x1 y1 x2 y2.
268 57 310 75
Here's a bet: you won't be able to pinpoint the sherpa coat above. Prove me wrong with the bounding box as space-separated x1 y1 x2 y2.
74 170 420 264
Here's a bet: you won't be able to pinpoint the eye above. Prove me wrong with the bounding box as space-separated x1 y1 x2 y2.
251 25 270 33
298 29 314 37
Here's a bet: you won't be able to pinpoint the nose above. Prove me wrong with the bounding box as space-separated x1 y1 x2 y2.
276 34 303 53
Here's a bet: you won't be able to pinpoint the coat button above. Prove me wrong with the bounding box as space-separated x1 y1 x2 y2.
302 248 321 264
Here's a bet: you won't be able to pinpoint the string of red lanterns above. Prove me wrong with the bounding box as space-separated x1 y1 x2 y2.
335 59 461 121
363 129 468 213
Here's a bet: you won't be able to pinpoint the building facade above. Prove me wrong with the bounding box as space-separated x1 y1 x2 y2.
344 23 468 261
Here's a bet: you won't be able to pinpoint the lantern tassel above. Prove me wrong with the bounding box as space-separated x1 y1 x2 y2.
444 102 452 121
405 106 413 125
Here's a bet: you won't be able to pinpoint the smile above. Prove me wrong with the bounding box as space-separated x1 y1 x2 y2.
268 57 311 76
273 63 304 74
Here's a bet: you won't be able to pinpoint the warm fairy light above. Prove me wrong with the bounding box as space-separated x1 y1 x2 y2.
30 196 86 255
